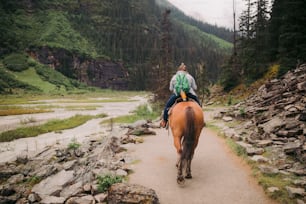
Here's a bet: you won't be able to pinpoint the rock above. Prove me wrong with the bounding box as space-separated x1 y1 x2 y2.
297 81 306 91
108 183 159 204
285 186 305 198
128 120 148 129
267 187 279 193
285 120 301 130
66 195 95 204
120 135 136 144
94 193 107 202
222 116 233 122
250 155 268 163
0 185 15 196
223 128 236 138
32 170 75 199
40 195 66 204
299 109 306 121
31 164 58 178
258 117 283 134
246 147 265 156
0 196 16 204
60 181 83 199
127 127 156 136
256 140 273 147
292 177 306 188
296 199 305 204
0 166 17 179
116 169 128 177
28 193 40 203
83 183 92 192
63 160 77 170
236 141 252 149
283 141 302 154
7 174 24 184
16 154 28 164
258 165 279 175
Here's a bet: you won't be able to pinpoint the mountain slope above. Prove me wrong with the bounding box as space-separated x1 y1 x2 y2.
0 0 233 92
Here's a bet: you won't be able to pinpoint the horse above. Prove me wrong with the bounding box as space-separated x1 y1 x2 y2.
169 100 204 185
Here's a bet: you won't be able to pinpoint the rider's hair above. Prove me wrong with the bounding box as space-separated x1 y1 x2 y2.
178 63 187 71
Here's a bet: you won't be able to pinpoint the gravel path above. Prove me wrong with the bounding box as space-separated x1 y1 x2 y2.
128 110 278 204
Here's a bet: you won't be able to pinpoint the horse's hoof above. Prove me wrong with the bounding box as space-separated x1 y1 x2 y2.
185 174 192 179
177 176 185 186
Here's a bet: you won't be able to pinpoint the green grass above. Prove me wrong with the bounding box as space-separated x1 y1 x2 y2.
0 114 107 142
64 105 99 111
225 137 247 157
0 90 148 105
0 105 52 116
3 53 30 72
10 67 57 93
256 172 293 204
103 104 160 124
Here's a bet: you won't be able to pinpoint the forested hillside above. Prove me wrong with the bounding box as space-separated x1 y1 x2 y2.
0 0 233 94
222 0 306 91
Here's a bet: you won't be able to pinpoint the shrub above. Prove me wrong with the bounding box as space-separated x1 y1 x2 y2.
68 138 81 150
97 174 123 192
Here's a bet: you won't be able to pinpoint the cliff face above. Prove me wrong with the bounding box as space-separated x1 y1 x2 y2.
29 47 129 90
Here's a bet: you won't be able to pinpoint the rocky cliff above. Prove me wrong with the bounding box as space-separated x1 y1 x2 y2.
29 47 129 90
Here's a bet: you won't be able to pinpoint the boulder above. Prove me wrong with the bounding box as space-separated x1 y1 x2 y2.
108 183 159 204
31 170 75 199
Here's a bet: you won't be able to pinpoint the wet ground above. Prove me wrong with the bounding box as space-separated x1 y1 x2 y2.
0 95 148 164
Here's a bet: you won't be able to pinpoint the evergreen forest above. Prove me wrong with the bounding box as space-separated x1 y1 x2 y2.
0 0 232 97
0 0 305 97
222 0 306 90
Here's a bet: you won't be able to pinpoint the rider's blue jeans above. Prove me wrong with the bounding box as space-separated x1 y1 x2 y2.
163 93 201 121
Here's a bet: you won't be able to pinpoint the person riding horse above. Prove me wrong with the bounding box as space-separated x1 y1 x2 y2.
160 63 201 128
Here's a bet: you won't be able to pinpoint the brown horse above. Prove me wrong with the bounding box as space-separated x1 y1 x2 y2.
169 101 204 185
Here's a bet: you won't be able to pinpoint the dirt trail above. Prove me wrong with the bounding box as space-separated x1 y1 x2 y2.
128 110 277 204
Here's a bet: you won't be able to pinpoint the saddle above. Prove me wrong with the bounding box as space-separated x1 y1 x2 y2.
168 97 196 116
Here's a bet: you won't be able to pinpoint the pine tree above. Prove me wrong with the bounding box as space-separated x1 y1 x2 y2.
278 0 306 74
237 0 269 81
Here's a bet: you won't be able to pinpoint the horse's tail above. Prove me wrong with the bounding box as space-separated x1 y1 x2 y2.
181 106 195 163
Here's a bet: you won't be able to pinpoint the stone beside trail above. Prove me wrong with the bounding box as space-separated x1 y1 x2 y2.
0 120 160 204
213 64 306 203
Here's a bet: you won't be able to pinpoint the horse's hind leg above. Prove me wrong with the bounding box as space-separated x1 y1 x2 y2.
185 159 192 179
177 160 185 185
173 136 182 167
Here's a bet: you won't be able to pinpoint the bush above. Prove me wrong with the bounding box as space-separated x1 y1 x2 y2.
68 138 81 150
3 53 29 72
97 174 123 192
